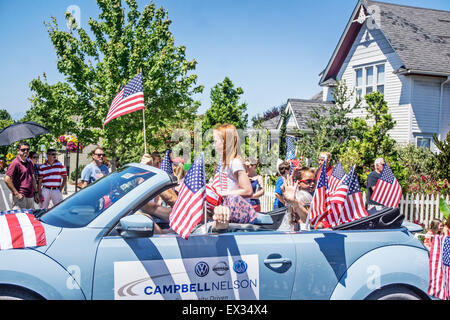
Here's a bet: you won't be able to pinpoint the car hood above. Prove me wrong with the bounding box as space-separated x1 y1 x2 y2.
33 221 63 254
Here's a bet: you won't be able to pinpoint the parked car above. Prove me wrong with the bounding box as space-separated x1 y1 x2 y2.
0 163 430 300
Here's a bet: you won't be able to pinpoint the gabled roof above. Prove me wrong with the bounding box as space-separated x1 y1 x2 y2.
285 99 334 131
261 114 281 130
320 0 450 85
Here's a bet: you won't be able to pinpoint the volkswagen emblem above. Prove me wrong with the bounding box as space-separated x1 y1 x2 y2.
194 261 209 277
233 260 248 274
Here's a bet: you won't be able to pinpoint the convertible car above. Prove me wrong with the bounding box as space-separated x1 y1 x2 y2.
0 163 430 300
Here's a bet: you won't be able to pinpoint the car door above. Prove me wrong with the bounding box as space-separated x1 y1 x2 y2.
92 228 296 300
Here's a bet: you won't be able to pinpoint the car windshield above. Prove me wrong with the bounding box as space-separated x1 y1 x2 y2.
39 166 155 228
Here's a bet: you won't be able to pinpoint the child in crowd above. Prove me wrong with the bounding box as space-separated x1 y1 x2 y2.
424 218 444 249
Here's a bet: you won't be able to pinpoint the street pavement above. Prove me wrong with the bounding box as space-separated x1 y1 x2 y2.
0 174 76 212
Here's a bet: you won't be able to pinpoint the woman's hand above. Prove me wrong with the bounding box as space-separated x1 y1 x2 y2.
282 174 298 203
212 205 230 230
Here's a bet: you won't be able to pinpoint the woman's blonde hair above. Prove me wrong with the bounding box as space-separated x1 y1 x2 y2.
214 123 242 167
173 162 186 180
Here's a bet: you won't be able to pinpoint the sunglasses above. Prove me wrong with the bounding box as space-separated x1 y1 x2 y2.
299 179 314 184
32 156 39 159
49 153 57 156
20 148 30 152
95 153 105 157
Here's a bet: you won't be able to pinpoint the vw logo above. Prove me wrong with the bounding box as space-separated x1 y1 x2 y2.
233 260 248 274
194 261 209 277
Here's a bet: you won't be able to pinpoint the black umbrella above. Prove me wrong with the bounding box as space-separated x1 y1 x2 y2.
0 121 50 146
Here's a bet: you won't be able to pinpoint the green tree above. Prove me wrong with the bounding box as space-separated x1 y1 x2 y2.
0 109 14 158
342 91 404 187
296 80 362 165
27 0 203 167
431 132 450 181
202 77 248 132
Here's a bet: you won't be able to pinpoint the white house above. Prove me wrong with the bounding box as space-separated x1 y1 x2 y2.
262 0 450 153
319 0 450 151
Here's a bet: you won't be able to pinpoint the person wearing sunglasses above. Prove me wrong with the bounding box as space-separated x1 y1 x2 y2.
38 148 67 209
4 141 38 209
279 167 316 231
79 146 109 188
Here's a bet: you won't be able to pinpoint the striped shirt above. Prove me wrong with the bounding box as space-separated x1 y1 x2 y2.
38 161 67 188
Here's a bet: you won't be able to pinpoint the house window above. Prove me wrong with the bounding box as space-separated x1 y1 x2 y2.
356 68 363 98
366 66 374 94
354 63 385 98
417 137 431 149
376 64 385 94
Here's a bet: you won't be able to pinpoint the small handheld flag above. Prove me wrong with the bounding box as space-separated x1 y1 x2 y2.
309 160 330 227
212 162 228 192
370 164 402 208
160 150 173 175
169 154 206 239
329 161 346 193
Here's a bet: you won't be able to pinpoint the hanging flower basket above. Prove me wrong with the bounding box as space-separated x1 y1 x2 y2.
58 135 84 152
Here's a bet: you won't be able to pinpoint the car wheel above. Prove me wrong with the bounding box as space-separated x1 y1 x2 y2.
0 287 41 300
366 286 423 300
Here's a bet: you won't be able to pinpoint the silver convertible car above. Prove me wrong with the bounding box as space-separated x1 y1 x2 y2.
0 163 430 300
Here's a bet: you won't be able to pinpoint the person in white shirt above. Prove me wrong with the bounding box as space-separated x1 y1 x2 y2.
210 124 255 230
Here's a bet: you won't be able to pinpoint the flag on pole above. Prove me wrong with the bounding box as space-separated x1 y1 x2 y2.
0 210 46 250
329 161 346 193
309 160 330 227
370 164 402 208
104 73 145 127
169 154 206 239
428 235 450 300
286 136 297 160
328 166 368 226
160 150 173 175
212 162 228 192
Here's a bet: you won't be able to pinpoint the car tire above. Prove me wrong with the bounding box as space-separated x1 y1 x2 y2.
365 286 423 300
0 287 41 300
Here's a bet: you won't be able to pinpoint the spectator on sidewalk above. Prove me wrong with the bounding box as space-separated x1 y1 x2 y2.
424 218 444 250
38 149 67 209
273 161 290 210
4 141 38 209
28 151 41 186
80 146 109 188
244 157 265 212
366 157 385 211
314 152 333 182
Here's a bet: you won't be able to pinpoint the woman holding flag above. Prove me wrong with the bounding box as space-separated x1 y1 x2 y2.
210 124 257 230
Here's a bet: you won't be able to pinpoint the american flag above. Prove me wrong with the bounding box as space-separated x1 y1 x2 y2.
211 162 228 192
328 166 368 226
428 235 450 300
0 210 46 250
160 150 173 175
309 161 330 227
103 73 145 126
169 154 206 239
205 185 222 212
286 136 297 160
370 164 402 208
329 161 346 193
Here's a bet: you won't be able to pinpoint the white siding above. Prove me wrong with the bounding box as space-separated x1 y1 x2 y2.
333 24 411 144
411 77 441 135
441 84 450 140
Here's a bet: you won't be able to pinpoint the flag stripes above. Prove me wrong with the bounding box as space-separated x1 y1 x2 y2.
0 212 46 250
428 235 450 300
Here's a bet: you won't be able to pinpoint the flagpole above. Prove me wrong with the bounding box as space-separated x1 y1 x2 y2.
142 108 147 154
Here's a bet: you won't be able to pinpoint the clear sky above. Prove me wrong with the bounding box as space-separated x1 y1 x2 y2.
1 0 449 121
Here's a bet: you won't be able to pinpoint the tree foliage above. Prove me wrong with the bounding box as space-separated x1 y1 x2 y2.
295 80 362 165
26 0 203 166
202 77 248 133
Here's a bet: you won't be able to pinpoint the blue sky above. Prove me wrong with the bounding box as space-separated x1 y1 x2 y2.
1 0 450 121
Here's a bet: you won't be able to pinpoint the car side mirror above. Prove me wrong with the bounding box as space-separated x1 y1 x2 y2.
118 214 154 238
